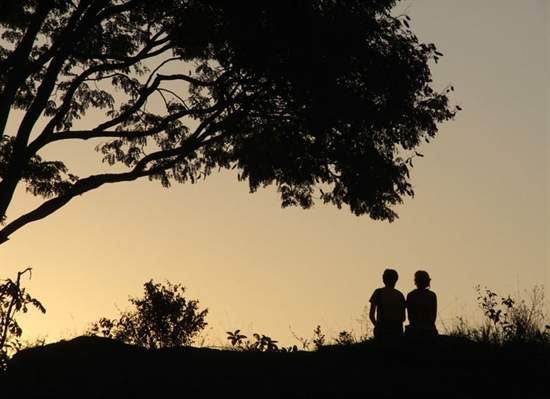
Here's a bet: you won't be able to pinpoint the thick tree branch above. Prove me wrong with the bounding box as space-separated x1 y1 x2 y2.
0 0 57 137
28 97 230 153
0 139 202 244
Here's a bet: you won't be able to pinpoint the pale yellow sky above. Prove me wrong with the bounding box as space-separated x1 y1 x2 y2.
1 1 549 348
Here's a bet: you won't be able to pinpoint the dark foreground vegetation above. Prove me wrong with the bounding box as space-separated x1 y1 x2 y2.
1 334 549 399
2 275 549 398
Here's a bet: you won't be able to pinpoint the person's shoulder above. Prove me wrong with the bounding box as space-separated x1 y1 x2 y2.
394 288 405 298
407 288 421 298
369 287 381 302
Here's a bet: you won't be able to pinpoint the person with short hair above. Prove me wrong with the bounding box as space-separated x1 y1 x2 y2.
405 270 438 339
369 269 406 340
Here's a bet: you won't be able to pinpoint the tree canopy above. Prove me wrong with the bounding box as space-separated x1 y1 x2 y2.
0 0 457 244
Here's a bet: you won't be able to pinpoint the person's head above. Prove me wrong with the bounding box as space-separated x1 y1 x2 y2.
382 269 399 287
414 270 431 289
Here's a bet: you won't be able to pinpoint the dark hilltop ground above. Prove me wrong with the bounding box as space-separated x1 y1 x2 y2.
1 335 548 399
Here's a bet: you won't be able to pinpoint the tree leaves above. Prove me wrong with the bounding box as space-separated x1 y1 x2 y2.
0 0 457 243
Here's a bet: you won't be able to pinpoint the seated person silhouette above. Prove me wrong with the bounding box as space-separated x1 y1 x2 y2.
369 269 406 341
405 270 438 339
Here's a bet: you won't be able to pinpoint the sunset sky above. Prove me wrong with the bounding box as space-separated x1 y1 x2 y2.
1 1 548 348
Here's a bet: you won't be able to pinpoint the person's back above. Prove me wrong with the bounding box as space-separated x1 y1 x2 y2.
369 269 406 340
405 270 438 339
377 286 407 323
407 288 437 327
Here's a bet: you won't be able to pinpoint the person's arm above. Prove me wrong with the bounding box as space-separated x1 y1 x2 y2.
405 294 410 323
400 294 406 323
431 292 438 325
369 302 377 326
368 289 379 325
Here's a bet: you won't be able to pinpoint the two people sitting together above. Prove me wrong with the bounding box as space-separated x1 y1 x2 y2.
369 269 438 341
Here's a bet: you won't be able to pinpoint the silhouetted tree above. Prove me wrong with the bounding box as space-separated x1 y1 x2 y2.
87 279 208 349
0 0 457 244
0 268 46 369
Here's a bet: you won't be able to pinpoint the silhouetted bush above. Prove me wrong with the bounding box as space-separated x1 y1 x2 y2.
87 279 208 349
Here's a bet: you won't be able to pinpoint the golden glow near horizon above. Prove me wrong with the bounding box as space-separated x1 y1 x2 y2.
1 1 549 347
